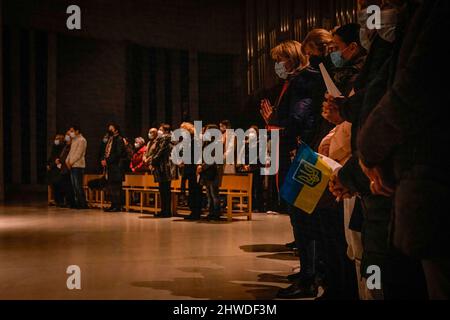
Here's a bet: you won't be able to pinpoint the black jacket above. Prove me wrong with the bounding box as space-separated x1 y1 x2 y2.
105 135 127 183
338 35 395 196
150 134 176 183
47 143 65 184
358 0 450 259
269 66 325 151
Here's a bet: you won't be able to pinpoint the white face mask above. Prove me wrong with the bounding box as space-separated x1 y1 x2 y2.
157 130 164 137
65 135 71 142
134 143 140 149
377 9 398 43
54 140 60 146
275 62 289 80
70 132 76 139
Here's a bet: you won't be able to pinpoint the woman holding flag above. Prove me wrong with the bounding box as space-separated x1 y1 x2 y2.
260 39 327 299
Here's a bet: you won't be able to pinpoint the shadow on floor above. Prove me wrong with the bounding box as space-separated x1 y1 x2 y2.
256 253 298 261
241 283 283 300
239 244 292 253
257 273 291 284
130 266 286 300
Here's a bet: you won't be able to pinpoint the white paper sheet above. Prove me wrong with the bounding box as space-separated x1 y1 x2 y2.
319 63 343 98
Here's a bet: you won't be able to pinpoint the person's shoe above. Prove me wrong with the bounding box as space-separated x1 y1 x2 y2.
276 282 318 299
104 207 116 212
110 207 123 213
206 215 221 221
287 272 303 282
285 241 297 250
184 214 201 221
154 212 172 218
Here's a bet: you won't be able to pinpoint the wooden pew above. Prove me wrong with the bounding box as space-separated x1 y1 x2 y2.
219 174 253 222
123 174 159 213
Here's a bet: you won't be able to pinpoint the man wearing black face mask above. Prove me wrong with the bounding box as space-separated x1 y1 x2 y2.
102 123 127 213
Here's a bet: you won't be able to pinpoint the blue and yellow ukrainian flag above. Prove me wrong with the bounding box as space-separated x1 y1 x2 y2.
280 143 333 214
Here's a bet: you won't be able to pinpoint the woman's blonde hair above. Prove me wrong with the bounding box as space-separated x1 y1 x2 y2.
271 40 309 73
181 122 195 135
303 29 334 57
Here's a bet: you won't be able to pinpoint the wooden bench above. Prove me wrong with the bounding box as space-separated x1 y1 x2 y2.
123 174 160 213
220 174 253 222
49 172 254 223
170 174 253 222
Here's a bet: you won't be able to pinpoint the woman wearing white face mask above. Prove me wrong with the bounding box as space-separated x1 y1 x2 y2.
130 137 148 173
260 40 327 299
47 134 66 206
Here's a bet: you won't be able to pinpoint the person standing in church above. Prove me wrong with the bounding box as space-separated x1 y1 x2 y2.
66 125 88 210
102 123 127 213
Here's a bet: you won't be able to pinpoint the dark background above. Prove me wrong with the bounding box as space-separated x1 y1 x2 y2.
0 0 357 200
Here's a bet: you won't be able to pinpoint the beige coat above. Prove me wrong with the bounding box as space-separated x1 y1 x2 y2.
66 134 87 169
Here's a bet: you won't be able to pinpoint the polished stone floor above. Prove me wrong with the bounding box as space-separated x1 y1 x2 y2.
0 203 301 300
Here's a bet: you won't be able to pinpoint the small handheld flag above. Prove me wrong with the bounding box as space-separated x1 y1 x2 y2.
280 143 340 214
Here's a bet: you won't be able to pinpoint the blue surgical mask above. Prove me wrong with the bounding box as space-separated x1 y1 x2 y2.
330 51 345 68
275 62 289 80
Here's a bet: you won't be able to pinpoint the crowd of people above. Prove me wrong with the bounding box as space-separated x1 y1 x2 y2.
47 0 449 300
261 0 448 301
47 121 266 219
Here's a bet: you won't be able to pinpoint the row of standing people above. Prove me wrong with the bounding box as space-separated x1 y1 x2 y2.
48 121 267 221
260 0 449 300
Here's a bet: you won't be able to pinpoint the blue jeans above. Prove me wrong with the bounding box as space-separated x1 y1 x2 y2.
70 168 87 208
205 182 220 217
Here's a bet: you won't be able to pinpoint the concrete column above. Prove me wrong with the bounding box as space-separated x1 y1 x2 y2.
188 50 199 121
47 33 57 159
155 48 166 124
0 0 4 201
171 50 182 127
10 28 21 185
29 31 38 185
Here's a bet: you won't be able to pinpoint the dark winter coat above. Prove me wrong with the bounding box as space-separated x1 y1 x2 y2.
105 135 127 183
358 0 450 259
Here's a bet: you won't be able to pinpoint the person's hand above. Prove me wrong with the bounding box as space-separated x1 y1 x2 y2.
322 100 344 125
289 149 297 162
260 99 274 125
47 165 51 171
359 160 395 197
101 160 107 167
66 162 72 170
318 142 330 157
329 170 353 202
196 165 203 176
